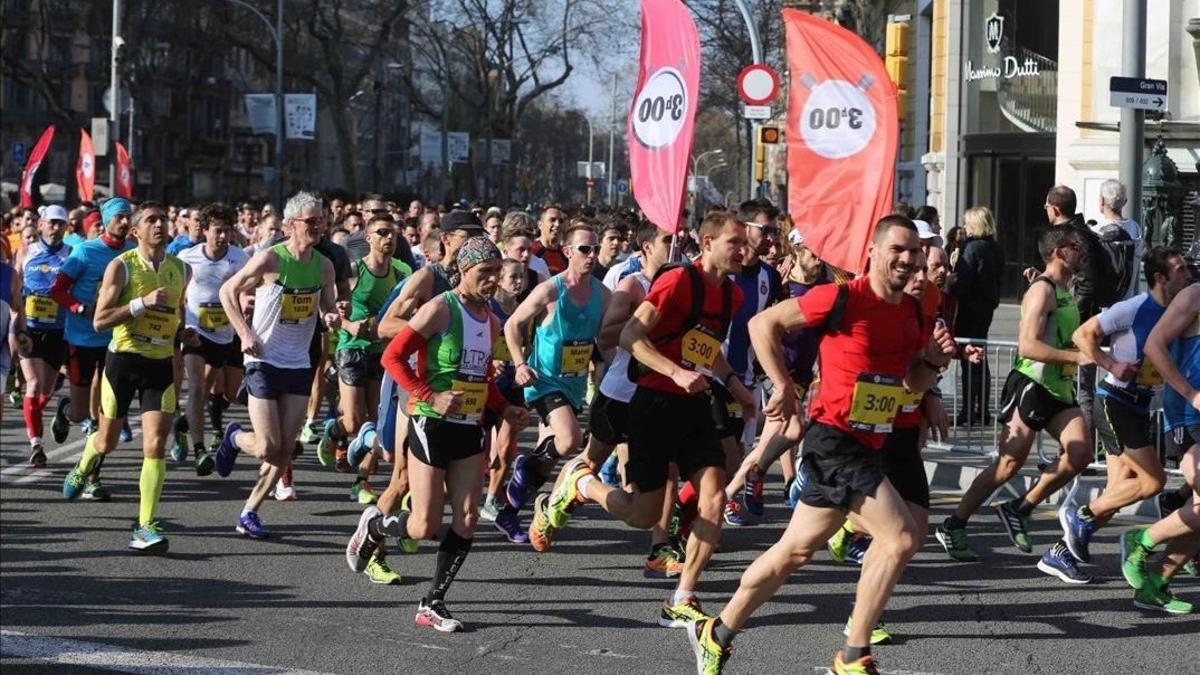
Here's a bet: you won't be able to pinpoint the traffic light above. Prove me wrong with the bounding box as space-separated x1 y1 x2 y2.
885 17 910 121
758 126 781 144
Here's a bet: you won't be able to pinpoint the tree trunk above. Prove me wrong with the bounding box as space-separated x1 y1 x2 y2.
331 105 359 196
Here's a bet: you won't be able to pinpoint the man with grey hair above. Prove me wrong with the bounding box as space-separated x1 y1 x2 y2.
1096 179 1144 299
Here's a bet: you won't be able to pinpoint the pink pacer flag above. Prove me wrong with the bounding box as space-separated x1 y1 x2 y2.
20 125 56 208
627 0 701 235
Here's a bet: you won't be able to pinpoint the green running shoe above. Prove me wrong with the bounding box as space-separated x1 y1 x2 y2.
687 618 731 675
195 448 215 476
993 501 1032 553
82 480 112 502
51 396 71 443
299 422 318 445
1184 556 1199 578
1134 576 1193 614
1120 528 1151 590
843 616 893 645
659 595 709 628
935 522 978 562
316 419 336 466
547 458 591 528
397 492 418 553
364 553 401 585
62 466 87 500
828 520 854 563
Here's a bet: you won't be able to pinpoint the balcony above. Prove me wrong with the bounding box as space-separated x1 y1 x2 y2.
996 44 1057 133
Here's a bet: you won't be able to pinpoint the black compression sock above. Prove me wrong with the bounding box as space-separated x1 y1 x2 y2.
369 511 410 540
428 528 473 602
944 514 968 531
843 645 870 662
712 618 736 647
1010 497 1036 517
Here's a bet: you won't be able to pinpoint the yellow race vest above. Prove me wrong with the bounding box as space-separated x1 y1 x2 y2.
110 249 186 360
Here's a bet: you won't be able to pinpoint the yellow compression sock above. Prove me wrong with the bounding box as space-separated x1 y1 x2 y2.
78 435 103 475
138 458 166 526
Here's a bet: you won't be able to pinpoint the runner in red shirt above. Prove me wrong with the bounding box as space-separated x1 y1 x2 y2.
530 206 567 275
687 215 956 675
528 212 757 629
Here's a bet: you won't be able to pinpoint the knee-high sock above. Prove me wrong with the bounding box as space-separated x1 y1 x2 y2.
23 396 46 442
427 528 472 602
138 458 166 526
78 435 103 474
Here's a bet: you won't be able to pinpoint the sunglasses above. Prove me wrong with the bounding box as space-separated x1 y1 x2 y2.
571 244 598 255
296 216 326 226
371 229 395 238
745 222 780 236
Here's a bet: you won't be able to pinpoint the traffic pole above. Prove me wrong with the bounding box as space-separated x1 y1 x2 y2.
1118 0 1146 223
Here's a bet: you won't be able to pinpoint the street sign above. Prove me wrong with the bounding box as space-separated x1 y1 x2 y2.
743 105 772 120
586 178 596 188
1109 76 1167 111
102 86 132 116
616 180 628 195
447 132 470 163
91 118 108 156
737 64 779 105
11 142 26 165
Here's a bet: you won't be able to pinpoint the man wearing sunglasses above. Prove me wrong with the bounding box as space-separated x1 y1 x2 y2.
939 228 1094 580
531 206 568 275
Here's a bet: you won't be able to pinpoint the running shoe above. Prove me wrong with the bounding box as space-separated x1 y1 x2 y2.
170 417 188 463
505 453 535 510
993 501 1033 553
722 498 748 527
415 599 463 632
8 388 20 409
846 534 870 565
546 457 591 528
494 506 529 544
195 448 215 477
1184 556 1199 578
479 494 502 522
1059 504 1095 564
81 417 98 436
215 422 242 477
62 466 87 500
687 617 731 675
1134 576 1193 614
128 521 169 554
833 651 881 675
598 452 621 487
364 553 401 585
828 521 855 562
346 506 382 573
644 543 684 579
119 420 133 443
529 493 556 552
742 465 765 517
51 397 70 443
350 481 378 505
236 511 270 539
299 421 319 445
334 447 351 473
659 595 709 628
347 422 376 469
316 418 336 467
29 444 46 469
843 617 893 645
935 522 978 562
1037 541 1090 584
82 480 111 502
1120 528 1151 590
273 466 297 501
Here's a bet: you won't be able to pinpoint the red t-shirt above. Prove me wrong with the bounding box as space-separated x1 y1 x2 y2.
893 284 940 429
531 240 567 276
799 276 926 449
638 263 745 396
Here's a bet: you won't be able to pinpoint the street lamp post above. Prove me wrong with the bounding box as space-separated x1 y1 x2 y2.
689 149 724 223
109 0 122 195
584 115 595 206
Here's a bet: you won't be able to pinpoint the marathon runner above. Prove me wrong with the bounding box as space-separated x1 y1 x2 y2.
13 204 71 467
335 214 411 504
175 203 249 476
346 236 529 632
50 197 138 501
302 206 352 464
530 206 567 275
687 215 955 675
1121 282 1200 613
938 227 1093 581
531 212 756 628
62 202 190 553
1052 247 1191 579
499 224 610 543
213 191 340 539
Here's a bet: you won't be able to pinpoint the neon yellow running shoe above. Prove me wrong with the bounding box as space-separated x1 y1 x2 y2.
364 554 401 585
687 617 731 674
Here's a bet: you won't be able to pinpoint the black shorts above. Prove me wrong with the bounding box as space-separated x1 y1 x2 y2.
335 348 384 387
588 390 631 445
795 422 886 510
1095 396 1153 455
67 344 107 387
1172 425 1200 453
243 362 313 400
881 426 929 509
625 387 725 492
26 329 66 369
531 391 580 426
407 415 484 469
182 334 239 368
709 381 745 441
100 351 176 419
997 370 1078 432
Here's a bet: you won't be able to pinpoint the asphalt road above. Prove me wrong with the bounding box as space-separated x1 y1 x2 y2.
1 391 1197 675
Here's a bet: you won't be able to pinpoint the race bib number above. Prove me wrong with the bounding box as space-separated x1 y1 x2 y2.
1136 359 1163 387
131 307 177 346
561 339 593 375
726 399 743 417
681 326 721 375
898 387 923 414
449 378 487 424
197 302 229 331
280 289 318 324
492 335 512 364
848 373 904 433
24 295 58 323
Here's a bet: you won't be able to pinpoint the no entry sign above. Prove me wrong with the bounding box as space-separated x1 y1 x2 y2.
738 64 780 105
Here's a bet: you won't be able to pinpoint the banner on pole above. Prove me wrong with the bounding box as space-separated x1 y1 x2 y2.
627 0 701 235
243 93 317 139
19 125 56 208
447 132 470 163
77 129 96 204
783 9 898 273
114 141 133 198
419 130 443 164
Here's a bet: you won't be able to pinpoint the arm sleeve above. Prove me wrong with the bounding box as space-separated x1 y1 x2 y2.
1097 297 1136 336
49 270 82 312
794 282 840 328
381 326 434 401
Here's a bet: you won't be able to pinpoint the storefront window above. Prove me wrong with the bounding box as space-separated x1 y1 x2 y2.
962 0 1059 135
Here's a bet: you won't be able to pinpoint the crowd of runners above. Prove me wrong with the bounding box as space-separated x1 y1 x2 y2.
1 186 1196 675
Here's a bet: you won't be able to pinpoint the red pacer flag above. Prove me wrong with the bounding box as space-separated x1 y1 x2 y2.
627 0 701 235
783 10 899 273
19 125 56 208
114 141 133 198
76 129 96 204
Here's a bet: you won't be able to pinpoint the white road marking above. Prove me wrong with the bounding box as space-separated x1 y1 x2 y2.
1 435 88 476
0 629 334 674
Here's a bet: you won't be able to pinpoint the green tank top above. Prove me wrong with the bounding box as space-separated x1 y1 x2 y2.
337 258 411 352
110 249 186 360
1015 276 1080 403
411 291 493 425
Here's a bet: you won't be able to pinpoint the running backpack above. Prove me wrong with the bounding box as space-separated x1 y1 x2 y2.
626 263 734 382
1087 221 1136 308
